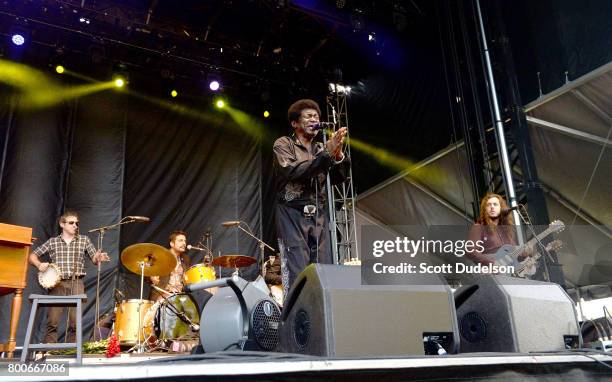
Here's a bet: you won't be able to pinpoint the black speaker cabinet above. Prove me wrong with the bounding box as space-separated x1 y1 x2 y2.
279 264 459 356
455 275 579 353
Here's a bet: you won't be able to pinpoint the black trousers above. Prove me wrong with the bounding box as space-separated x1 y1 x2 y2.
275 203 332 295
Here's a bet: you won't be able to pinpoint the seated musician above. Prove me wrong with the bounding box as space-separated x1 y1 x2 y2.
466 193 533 265
149 230 190 301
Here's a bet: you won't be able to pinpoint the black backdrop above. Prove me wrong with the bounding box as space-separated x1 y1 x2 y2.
0 89 263 344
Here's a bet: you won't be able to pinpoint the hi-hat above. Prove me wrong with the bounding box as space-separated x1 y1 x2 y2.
121 243 176 277
212 254 256 268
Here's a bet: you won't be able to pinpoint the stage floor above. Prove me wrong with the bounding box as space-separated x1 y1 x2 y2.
2 351 611 381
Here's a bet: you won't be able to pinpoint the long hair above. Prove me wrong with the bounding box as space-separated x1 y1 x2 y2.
476 193 514 227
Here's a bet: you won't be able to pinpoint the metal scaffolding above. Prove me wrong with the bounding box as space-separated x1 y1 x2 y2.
324 86 359 265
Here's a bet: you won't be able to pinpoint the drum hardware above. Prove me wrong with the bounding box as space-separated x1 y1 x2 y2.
220 220 275 277
37 263 61 289
120 243 176 353
88 216 150 341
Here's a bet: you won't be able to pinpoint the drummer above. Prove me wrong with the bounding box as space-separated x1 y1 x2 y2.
149 230 190 301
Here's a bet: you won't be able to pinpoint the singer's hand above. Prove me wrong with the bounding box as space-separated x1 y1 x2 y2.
94 251 110 264
325 127 347 159
150 276 160 286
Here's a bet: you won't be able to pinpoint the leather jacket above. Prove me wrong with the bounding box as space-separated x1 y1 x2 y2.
273 135 350 207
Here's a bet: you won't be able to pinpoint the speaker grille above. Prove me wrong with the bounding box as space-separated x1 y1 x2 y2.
251 300 281 350
460 311 488 343
293 309 311 351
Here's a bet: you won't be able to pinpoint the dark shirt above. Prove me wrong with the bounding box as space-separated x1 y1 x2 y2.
32 235 97 279
466 223 517 265
273 135 350 207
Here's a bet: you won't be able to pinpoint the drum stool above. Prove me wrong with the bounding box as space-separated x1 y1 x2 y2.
21 294 88 364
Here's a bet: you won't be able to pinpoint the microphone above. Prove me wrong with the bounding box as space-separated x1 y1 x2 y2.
187 244 206 251
313 122 335 130
221 220 241 227
127 216 150 222
501 206 520 215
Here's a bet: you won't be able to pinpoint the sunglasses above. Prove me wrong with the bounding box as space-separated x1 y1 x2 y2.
64 221 79 226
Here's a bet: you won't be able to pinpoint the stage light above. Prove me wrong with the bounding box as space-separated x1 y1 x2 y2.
114 77 125 88
170 89 178 98
209 80 220 91
11 34 25 46
263 110 270 118
329 83 352 95
215 99 225 109
112 63 129 89
55 65 65 74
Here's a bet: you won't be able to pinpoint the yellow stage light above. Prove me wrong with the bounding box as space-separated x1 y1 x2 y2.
263 110 270 118
171 89 178 98
55 65 65 74
215 99 225 109
114 77 125 88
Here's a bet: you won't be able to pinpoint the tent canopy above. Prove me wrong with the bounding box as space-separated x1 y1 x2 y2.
356 61 612 298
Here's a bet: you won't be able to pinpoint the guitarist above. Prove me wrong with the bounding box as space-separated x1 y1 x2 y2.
466 193 534 266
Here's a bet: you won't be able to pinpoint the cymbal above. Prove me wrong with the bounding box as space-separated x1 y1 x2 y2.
121 243 177 277
212 254 257 268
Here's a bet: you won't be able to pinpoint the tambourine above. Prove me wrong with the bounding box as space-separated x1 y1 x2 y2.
38 263 62 289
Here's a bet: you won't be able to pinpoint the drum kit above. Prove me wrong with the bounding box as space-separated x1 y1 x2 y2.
113 243 261 352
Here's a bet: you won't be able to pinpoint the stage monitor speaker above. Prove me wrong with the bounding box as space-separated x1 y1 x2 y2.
454 275 579 353
279 264 459 357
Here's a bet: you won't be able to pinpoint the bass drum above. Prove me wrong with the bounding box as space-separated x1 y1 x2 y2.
148 294 200 342
114 299 154 345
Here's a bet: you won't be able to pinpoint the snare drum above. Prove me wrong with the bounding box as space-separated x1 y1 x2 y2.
114 299 154 345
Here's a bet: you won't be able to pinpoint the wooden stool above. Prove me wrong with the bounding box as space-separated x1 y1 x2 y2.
20 294 87 364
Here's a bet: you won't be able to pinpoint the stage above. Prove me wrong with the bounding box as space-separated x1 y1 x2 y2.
2 351 612 381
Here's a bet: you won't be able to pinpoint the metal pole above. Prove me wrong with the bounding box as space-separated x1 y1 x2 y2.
325 103 340 264
474 0 524 244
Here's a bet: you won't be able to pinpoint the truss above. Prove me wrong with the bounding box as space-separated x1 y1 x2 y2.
324 87 359 265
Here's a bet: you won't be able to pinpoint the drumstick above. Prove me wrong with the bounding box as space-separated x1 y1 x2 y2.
151 285 173 297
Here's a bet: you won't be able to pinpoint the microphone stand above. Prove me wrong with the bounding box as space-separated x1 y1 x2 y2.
88 216 146 341
232 222 275 277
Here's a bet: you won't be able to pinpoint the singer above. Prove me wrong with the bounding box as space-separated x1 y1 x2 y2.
466 193 532 265
273 99 350 295
28 210 109 344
